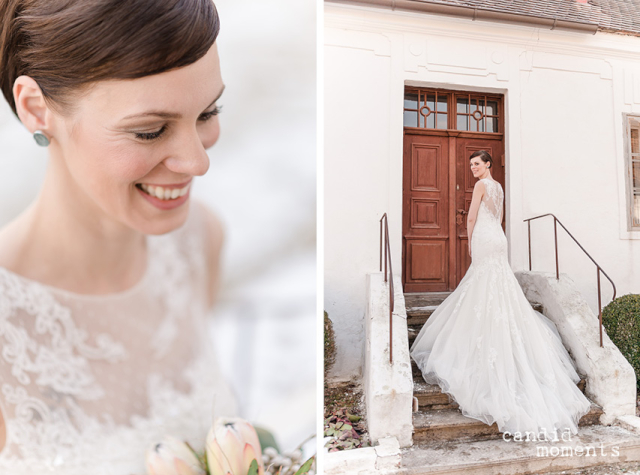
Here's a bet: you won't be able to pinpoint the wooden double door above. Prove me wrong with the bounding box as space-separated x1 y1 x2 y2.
402 131 505 292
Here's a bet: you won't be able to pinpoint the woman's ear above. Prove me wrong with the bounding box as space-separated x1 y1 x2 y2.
13 75 53 135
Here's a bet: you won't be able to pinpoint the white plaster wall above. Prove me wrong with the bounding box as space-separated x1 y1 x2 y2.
324 38 392 379
324 3 640 380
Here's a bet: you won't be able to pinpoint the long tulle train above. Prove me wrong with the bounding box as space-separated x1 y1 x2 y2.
409 256 592 437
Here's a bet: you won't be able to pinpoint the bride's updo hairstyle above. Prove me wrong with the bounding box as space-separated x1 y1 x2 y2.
470 150 493 169
0 0 220 118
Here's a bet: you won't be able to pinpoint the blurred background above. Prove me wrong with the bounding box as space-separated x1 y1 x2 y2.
0 0 316 458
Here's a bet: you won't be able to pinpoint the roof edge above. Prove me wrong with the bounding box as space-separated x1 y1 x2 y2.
326 0 599 34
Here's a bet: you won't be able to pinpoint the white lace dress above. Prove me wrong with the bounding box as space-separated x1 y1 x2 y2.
0 201 239 474
410 178 592 436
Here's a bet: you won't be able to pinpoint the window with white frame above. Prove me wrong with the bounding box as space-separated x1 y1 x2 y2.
626 114 640 229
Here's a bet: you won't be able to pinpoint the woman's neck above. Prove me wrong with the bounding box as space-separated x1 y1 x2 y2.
0 164 148 294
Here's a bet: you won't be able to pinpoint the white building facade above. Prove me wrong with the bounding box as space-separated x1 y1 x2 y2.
324 0 640 381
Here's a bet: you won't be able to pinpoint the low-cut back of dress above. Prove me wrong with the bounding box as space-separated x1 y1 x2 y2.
0 201 238 475
410 178 591 437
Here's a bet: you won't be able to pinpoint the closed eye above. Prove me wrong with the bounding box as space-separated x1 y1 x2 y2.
198 105 222 122
134 105 222 141
135 125 167 141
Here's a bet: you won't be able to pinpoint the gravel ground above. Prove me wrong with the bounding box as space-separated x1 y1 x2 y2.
324 381 370 450
540 462 640 475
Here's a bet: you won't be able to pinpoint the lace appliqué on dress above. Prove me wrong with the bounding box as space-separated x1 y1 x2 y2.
0 202 237 475
0 271 127 399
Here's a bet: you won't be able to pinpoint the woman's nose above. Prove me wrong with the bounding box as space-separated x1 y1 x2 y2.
163 131 210 176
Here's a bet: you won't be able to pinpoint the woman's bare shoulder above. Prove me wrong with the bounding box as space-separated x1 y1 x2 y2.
192 200 225 252
473 179 486 195
192 200 225 309
0 407 5 453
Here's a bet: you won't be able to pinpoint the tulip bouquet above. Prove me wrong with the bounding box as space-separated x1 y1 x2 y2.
145 417 315 475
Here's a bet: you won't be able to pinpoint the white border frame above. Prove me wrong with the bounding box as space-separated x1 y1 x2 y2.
623 112 640 233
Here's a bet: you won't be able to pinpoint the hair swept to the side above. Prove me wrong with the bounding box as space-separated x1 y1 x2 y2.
469 149 494 169
0 0 220 117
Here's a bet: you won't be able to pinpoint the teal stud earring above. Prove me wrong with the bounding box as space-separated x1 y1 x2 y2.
33 130 50 147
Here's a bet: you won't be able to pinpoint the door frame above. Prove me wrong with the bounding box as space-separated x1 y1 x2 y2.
400 86 506 292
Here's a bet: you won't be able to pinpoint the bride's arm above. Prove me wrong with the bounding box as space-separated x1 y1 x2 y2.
467 181 485 248
0 405 5 453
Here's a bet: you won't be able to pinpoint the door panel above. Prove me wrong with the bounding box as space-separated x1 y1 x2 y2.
402 135 450 292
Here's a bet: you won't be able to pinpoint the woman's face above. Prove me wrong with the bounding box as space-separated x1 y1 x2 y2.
49 43 223 235
470 156 489 178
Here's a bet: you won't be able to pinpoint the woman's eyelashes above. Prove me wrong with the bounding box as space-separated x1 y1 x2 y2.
135 124 167 141
199 105 222 121
134 105 222 141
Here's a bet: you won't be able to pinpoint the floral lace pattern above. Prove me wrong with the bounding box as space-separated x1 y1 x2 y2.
410 179 592 435
0 202 238 475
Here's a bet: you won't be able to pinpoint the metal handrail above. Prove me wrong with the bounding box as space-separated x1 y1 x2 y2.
523 213 617 348
379 213 395 364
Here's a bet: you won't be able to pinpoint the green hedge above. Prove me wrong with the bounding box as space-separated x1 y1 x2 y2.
602 294 640 390
324 311 336 377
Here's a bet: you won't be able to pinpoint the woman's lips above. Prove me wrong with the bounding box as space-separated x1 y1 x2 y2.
136 181 191 210
139 179 192 189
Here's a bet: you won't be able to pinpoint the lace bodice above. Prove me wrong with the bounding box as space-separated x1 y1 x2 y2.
478 178 503 223
0 201 238 475
471 178 506 265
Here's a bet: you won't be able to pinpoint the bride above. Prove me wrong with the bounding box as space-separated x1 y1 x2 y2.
410 150 592 439
0 0 238 473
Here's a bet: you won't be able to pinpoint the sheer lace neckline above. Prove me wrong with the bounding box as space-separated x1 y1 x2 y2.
0 236 153 301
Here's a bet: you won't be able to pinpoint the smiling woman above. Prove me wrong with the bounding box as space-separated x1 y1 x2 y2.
0 0 244 473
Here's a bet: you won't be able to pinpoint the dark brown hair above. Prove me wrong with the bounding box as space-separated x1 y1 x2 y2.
469 150 493 169
0 0 220 118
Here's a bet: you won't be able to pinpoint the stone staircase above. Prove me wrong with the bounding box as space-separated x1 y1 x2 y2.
406 292 603 445
398 292 640 475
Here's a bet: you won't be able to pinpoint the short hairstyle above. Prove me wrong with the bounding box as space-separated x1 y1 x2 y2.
0 0 220 118
469 150 493 169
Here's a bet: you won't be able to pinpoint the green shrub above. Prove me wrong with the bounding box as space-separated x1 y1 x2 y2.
324 311 336 377
602 294 640 390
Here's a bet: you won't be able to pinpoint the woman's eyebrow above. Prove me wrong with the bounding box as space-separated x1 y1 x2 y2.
121 85 225 120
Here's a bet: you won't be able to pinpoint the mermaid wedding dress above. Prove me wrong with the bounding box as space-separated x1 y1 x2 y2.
410 178 591 437
0 201 238 475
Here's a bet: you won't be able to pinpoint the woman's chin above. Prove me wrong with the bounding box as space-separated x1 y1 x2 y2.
130 186 192 234
133 204 190 236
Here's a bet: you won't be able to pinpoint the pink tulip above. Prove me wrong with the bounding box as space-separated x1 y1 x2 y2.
206 417 265 475
146 435 206 475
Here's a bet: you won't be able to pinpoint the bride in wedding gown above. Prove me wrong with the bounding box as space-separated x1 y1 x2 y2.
0 1 238 473
410 150 592 439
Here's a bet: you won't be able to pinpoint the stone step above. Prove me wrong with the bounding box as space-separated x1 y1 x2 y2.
412 359 422 378
413 378 459 410
411 360 588 408
404 292 452 309
413 377 588 411
406 306 439 326
412 403 603 444
400 423 640 475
